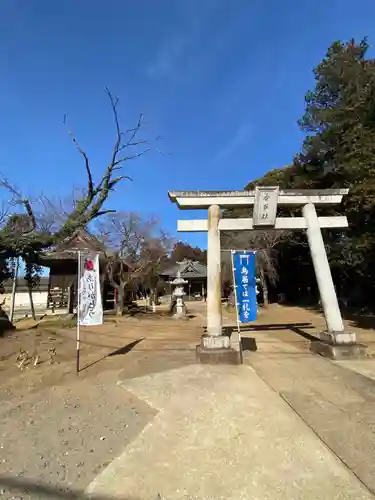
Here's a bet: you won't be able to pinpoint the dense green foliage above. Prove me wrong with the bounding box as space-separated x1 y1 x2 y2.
244 38 375 308
170 242 207 264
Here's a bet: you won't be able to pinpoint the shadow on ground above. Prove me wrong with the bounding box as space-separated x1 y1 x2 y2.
279 300 375 331
343 311 375 330
0 475 149 500
80 338 145 372
0 316 16 337
108 339 145 357
223 322 317 352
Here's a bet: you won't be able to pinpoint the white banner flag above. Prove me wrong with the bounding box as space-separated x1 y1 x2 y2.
78 252 103 326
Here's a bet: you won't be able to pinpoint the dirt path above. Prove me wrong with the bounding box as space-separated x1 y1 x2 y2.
1 302 375 498
0 371 155 499
223 303 375 354
0 307 203 499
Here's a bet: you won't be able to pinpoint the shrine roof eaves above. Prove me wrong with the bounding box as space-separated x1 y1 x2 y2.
37 228 111 267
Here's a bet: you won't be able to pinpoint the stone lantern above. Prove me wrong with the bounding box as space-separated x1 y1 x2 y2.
170 270 188 319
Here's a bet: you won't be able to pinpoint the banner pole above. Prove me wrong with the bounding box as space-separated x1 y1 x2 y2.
76 250 81 375
231 250 243 364
231 250 241 334
9 256 19 323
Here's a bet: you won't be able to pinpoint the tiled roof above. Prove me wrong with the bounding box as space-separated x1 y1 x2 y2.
39 228 108 263
161 259 207 279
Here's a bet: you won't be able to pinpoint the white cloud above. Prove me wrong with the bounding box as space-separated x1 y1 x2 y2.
145 1 219 79
147 35 191 78
213 124 252 162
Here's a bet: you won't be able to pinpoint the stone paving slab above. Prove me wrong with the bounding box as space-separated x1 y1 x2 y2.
245 337 375 496
336 359 375 382
86 365 372 500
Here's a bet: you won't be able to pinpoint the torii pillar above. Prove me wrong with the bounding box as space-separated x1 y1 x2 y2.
169 188 368 362
206 204 222 337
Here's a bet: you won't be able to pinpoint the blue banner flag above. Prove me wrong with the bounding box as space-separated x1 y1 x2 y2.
232 251 257 323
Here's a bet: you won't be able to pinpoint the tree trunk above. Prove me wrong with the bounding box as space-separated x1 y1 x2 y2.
227 289 235 308
260 274 269 307
27 283 36 320
150 288 158 311
115 286 124 316
100 273 105 310
68 284 74 314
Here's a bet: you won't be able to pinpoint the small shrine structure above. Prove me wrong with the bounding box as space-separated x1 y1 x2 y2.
38 229 115 312
160 259 207 299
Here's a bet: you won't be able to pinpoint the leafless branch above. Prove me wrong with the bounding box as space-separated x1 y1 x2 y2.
112 149 151 168
123 113 145 150
63 115 94 196
0 200 10 229
105 87 122 169
0 89 156 256
0 175 36 230
104 88 148 172
221 228 295 288
94 212 170 312
90 209 116 220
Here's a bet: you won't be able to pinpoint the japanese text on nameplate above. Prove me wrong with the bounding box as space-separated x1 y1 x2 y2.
253 186 279 226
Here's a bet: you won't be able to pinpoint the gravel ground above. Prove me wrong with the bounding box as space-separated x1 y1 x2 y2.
0 372 155 500
5 303 357 499
0 306 205 500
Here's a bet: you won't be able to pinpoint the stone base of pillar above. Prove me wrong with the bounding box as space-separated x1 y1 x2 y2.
172 313 189 321
196 335 242 365
311 331 369 359
320 331 356 344
201 335 230 349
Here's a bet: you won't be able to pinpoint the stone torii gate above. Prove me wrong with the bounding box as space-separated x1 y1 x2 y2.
169 187 368 361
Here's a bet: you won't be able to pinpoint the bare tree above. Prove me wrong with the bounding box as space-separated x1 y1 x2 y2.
35 188 88 234
220 251 233 301
221 229 292 306
0 89 156 319
0 87 152 257
95 212 171 315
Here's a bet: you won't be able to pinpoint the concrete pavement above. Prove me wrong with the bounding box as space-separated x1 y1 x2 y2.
86 364 372 500
244 340 375 496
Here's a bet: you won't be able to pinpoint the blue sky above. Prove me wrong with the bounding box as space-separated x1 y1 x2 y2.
1 0 375 251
